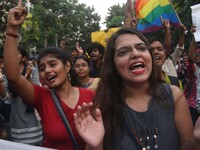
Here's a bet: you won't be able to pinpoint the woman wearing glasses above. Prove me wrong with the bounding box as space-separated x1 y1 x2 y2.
74 28 200 150
73 56 100 90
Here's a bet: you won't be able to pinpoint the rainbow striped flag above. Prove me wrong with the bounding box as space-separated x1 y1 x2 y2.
135 0 181 33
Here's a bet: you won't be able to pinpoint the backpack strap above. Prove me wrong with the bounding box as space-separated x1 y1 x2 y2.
167 75 183 90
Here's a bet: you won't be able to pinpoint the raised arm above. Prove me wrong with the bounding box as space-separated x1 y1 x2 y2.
76 42 84 56
170 24 187 64
188 26 196 61
178 24 187 47
162 18 171 57
4 0 35 105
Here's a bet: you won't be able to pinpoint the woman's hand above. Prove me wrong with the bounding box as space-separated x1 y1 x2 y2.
74 102 105 149
76 42 84 55
25 65 32 80
161 16 170 29
6 0 27 33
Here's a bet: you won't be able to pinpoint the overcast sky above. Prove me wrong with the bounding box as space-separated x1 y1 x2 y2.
78 0 127 29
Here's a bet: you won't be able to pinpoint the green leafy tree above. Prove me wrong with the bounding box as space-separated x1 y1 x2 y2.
20 0 101 50
172 0 200 50
0 1 17 51
173 0 199 28
105 4 126 28
107 16 124 28
59 3 100 49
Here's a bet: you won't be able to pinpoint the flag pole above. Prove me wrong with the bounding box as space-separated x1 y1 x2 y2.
123 0 133 27
168 0 182 24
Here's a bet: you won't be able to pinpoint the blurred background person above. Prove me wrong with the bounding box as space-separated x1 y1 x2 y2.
73 55 100 90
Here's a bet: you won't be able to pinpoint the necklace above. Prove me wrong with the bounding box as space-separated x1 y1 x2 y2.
123 99 159 150
82 78 93 88
82 77 92 84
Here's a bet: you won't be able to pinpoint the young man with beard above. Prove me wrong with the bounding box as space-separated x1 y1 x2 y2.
86 42 105 77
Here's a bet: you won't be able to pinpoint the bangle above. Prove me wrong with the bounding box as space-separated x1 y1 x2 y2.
6 32 19 39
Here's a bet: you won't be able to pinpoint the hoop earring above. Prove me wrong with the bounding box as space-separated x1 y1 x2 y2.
68 73 71 81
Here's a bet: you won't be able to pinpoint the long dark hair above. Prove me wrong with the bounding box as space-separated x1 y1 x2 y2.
93 28 163 142
37 47 81 87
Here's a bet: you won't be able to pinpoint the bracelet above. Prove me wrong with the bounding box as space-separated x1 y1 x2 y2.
6 32 19 39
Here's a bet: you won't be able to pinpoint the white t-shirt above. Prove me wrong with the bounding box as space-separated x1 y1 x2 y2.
162 45 184 77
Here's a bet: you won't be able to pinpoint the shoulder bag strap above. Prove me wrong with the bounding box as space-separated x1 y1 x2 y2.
50 90 79 150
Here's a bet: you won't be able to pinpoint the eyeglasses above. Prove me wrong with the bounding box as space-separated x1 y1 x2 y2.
74 63 88 68
115 43 149 57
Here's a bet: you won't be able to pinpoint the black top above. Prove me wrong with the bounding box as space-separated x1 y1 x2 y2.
104 83 179 150
89 62 101 78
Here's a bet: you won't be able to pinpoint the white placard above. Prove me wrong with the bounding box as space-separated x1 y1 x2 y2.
0 139 54 150
191 4 200 42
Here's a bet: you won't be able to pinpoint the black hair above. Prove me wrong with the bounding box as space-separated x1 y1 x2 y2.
71 47 78 52
93 28 168 147
18 46 28 57
86 42 105 56
37 47 70 65
196 42 200 48
73 55 91 67
0 53 3 59
148 37 164 46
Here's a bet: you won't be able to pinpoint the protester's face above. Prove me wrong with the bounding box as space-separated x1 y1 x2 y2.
71 50 78 60
28 60 34 67
90 48 102 62
60 40 66 49
38 54 70 89
182 53 188 64
150 41 166 67
74 58 90 78
195 49 200 67
114 34 152 84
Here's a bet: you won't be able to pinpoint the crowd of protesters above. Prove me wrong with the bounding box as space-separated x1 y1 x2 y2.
0 1 200 150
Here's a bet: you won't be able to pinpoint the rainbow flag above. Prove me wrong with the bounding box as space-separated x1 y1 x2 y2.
135 0 181 33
